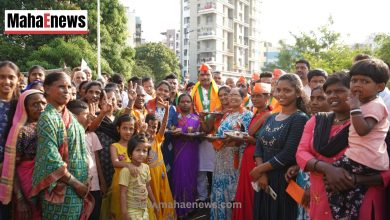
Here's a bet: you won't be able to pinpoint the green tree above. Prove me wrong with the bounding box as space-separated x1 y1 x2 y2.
134 43 180 82
0 0 134 77
273 17 374 73
374 33 390 64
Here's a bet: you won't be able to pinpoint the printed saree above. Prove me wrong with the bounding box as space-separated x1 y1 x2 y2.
31 104 93 220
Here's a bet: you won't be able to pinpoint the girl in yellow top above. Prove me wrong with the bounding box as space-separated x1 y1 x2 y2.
109 115 137 220
146 97 176 220
119 135 159 220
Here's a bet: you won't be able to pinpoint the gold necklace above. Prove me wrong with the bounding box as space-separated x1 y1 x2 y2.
334 116 350 123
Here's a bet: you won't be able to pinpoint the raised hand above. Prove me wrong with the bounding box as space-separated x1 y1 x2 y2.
347 92 361 110
157 97 169 109
127 81 138 104
100 101 113 116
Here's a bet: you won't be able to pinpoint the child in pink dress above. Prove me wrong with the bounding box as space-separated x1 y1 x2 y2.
328 58 390 219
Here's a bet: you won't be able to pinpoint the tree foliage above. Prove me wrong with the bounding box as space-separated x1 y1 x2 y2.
374 34 390 64
0 0 134 79
264 17 376 74
134 43 180 82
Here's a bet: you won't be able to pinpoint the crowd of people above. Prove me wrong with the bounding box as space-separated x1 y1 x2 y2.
0 55 389 220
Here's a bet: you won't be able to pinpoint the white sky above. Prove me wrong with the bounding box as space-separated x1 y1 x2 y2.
128 0 390 46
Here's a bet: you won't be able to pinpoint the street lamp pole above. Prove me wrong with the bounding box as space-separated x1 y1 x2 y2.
180 0 184 82
97 0 101 79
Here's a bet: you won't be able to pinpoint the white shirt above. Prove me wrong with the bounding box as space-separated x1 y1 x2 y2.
379 87 390 122
303 84 311 97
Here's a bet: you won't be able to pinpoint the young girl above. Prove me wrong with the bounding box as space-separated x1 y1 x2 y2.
145 97 175 220
327 58 390 219
110 115 137 220
119 135 158 220
171 94 201 218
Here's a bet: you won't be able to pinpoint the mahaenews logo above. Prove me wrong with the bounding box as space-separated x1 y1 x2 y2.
4 10 88 34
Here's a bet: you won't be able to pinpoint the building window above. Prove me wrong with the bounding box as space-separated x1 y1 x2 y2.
206 15 213 24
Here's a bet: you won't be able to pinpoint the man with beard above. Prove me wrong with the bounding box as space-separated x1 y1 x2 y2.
122 84 148 124
295 59 311 96
190 64 221 202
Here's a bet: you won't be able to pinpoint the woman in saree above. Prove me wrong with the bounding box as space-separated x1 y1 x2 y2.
296 72 390 220
232 83 272 220
0 89 46 219
31 72 93 220
210 88 253 220
171 93 201 218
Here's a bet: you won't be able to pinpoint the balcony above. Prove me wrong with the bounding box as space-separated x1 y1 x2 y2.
197 56 217 65
218 0 234 8
198 2 217 14
198 28 218 40
240 0 249 5
198 46 216 53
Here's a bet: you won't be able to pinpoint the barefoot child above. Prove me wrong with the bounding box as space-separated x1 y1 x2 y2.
119 135 158 220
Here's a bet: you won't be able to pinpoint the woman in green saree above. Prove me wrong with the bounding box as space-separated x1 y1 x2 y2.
31 72 93 219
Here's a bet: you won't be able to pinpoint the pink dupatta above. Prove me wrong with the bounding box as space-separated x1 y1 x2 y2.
0 89 43 204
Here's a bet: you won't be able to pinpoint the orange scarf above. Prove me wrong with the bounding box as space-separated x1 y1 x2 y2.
190 81 221 113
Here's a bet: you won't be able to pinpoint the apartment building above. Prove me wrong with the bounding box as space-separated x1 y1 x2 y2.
187 0 262 81
162 29 181 58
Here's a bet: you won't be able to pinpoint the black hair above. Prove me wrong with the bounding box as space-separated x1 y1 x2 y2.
349 58 389 84
145 113 161 133
28 65 45 75
186 82 195 90
323 72 350 92
85 81 103 92
115 114 136 129
218 85 231 96
353 54 372 63
0 61 21 77
111 74 124 84
295 59 311 70
142 77 152 84
236 88 245 98
78 80 89 91
104 87 117 94
105 82 118 90
213 71 221 75
156 80 171 90
311 86 324 95
307 69 328 82
178 93 193 104
260 72 273 78
128 76 142 85
277 74 309 114
43 72 69 87
164 73 178 80
127 134 151 158
67 100 89 115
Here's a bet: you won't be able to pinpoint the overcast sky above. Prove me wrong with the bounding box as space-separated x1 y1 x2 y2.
126 0 390 46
